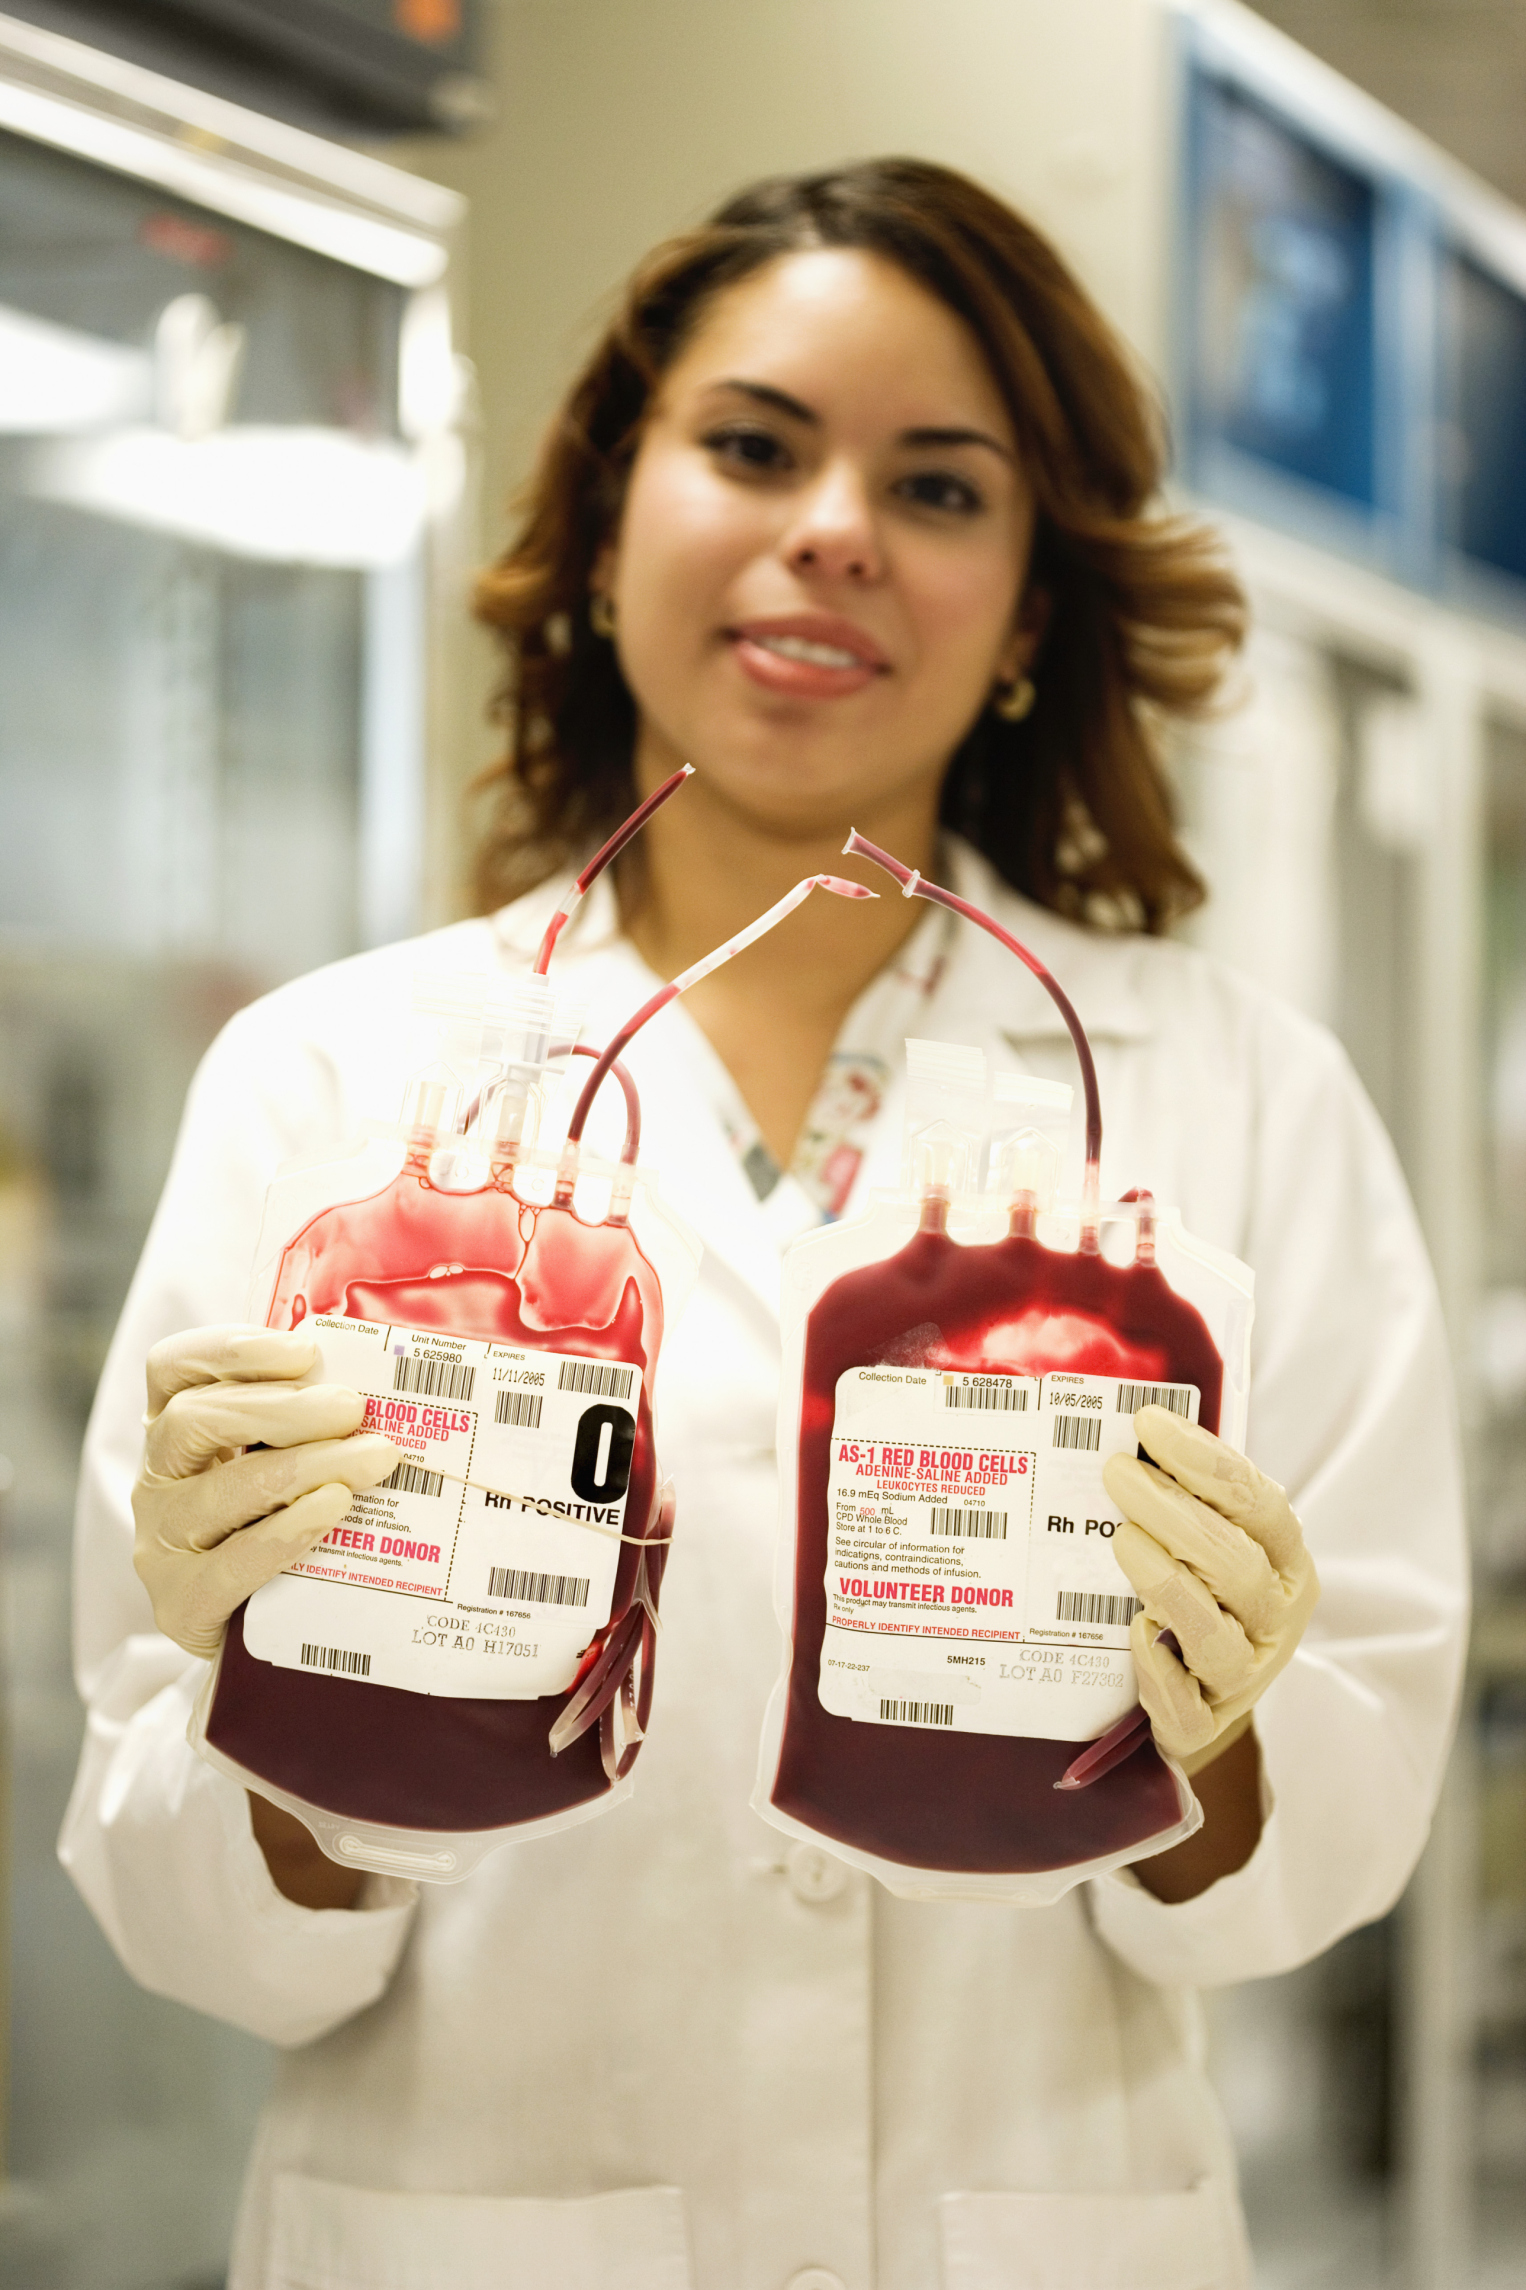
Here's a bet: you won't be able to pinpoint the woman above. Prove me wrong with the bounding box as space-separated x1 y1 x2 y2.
63 161 1466 2290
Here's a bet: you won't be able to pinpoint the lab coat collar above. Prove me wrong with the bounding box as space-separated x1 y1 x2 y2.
932 840 1156 1048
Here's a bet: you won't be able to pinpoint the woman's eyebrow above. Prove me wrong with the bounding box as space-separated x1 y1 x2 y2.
901 424 1014 463
707 379 819 423
704 382 1013 463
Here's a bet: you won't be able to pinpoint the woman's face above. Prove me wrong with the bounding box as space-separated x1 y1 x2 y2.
599 247 1041 839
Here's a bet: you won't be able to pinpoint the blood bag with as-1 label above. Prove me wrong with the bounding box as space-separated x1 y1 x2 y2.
820 1367 1198 1743
241 1316 641 1699
753 831 1256 1906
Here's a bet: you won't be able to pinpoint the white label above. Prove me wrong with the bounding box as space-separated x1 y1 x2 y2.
819 1367 1199 1742
243 1316 640 1697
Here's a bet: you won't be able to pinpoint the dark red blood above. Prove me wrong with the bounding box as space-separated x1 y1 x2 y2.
771 1220 1223 1873
206 1168 666 1833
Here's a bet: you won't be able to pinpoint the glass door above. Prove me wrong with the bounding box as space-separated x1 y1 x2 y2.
0 25 460 2285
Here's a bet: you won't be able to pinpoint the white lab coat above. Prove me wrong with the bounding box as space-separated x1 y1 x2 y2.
61 840 1467 2290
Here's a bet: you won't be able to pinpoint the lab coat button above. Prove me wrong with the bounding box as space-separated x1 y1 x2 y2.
785 1842 847 1904
784 2272 847 2290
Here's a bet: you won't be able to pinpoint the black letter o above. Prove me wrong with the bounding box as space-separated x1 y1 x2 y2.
571 1403 635 1503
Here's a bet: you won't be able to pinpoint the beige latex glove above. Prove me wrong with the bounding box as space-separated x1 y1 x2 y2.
133 1324 400 1660
1102 1405 1319 1777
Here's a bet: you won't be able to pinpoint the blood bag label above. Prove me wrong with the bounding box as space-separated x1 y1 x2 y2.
819 1367 1198 1742
243 1316 637 1699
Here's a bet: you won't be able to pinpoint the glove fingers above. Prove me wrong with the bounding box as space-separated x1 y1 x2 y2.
141 1432 400 1553
145 1381 369 1480
1103 1452 1284 1638
1112 1517 1255 1700
1130 1613 1217 1759
146 1324 318 1416
1133 1406 1304 1572
194 1482 358 1636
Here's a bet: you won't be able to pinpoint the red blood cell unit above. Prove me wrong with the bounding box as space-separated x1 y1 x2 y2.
770 1207 1223 1873
205 1157 671 1835
755 833 1253 1898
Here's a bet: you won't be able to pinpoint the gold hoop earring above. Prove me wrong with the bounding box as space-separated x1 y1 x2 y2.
589 592 617 640
994 673 1036 723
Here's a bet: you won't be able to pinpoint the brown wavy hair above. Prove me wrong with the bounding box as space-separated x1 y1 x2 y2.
472 157 1245 932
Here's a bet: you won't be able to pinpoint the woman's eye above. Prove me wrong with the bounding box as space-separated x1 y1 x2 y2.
703 425 792 474
897 470 984 515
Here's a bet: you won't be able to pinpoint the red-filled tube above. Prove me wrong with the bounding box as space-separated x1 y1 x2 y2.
533 765 694 974
566 873 875 1149
844 830 1103 1246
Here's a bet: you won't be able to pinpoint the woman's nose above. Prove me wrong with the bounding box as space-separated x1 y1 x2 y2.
781 466 883 584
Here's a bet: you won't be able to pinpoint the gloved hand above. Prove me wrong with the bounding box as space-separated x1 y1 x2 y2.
133 1324 399 1660
1102 1406 1319 1777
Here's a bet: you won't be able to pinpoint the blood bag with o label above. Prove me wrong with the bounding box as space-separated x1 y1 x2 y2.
191 774 701 1881
188 984 704 1885
189 770 875 1883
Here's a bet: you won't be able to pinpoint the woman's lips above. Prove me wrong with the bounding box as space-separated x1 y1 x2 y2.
728 617 889 700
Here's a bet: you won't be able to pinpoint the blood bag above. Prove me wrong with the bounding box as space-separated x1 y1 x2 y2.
188 770 872 1884
754 836 1255 1904
190 771 705 1882
189 965 703 1884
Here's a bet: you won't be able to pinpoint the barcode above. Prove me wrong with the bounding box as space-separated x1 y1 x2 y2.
495 1389 544 1429
487 1565 590 1607
557 1359 634 1399
381 1459 443 1498
1052 1413 1102 1451
394 1352 476 1402
945 1381 1029 1411
929 1505 1008 1540
1115 1382 1193 1417
880 1698 954 1727
1057 1590 1142 1627
300 1642 371 1677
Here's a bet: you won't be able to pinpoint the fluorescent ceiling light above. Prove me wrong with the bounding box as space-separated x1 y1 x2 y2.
0 16 459 289
26 425 429 567
0 304 152 433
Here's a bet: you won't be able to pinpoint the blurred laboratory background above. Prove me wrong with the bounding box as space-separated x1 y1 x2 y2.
0 2 1523 2285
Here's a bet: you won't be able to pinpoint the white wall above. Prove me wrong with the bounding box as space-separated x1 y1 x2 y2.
395 0 1176 555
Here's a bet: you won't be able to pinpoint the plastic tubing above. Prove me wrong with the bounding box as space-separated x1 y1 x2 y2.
565 874 877 1148
1055 1631 1181 1793
844 831 1104 1250
532 764 695 974
566 1041 642 1164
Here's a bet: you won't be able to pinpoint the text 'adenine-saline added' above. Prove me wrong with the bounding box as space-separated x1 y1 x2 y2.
819 1366 1198 1741
242 1316 641 1698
